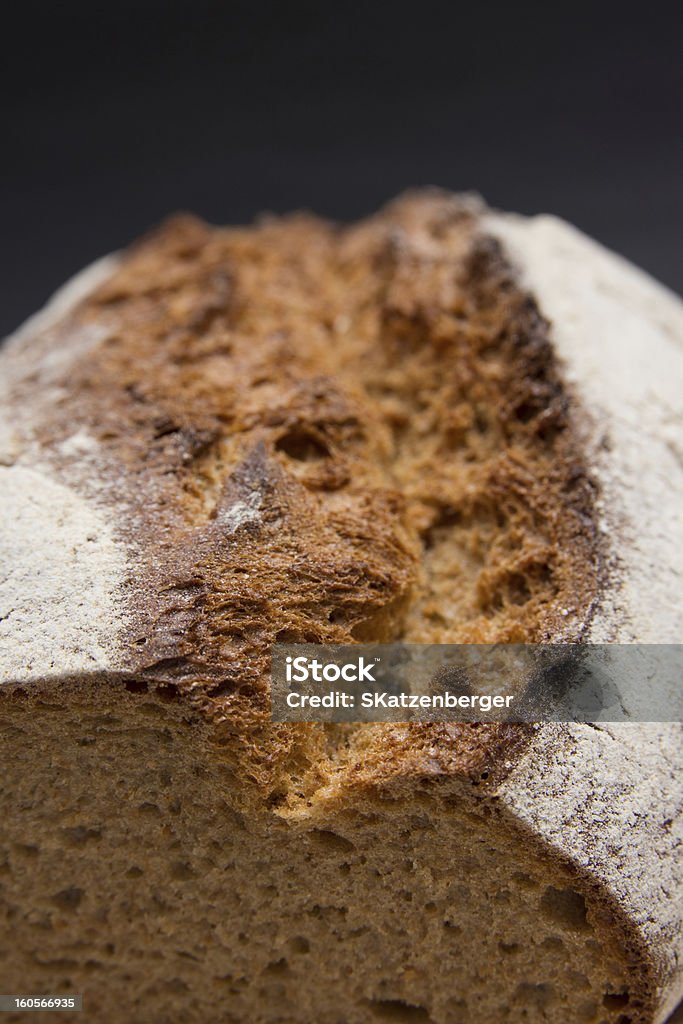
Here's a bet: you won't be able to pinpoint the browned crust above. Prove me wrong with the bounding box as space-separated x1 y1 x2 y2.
5 189 605 806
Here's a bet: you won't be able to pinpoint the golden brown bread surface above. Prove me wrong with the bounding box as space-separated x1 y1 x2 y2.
5 191 601 804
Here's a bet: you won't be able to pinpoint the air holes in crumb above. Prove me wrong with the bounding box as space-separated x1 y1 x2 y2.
275 429 329 462
603 993 631 1010
328 607 353 625
165 978 189 994
288 936 310 955
539 886 589 931
138 802 161 815
170 861 196 881
156 683 180 703
52 888 83 911
125 679 148 693
513 399 539 424
515 983 555 1008
275 628 301 643
511 871 537 889
506 573 532 605
264 958 289 976
207 680 236 698
126 866 144 878
499 941 519 954
265 790 287 810
309 829 355 853
369 999 433 1022
13 843 38 858
61 826 101 846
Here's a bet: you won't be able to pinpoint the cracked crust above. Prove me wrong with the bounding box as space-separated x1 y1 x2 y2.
0 192 602 799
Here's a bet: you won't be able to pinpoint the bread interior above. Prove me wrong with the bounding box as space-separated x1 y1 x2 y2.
0 680 648 1024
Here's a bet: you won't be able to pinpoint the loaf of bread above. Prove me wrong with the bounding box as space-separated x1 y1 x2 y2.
0 191 681 1024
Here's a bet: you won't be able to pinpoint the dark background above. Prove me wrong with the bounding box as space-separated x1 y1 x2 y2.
2 0 681 338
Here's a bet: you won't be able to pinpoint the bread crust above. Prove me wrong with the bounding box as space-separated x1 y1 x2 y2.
1 191 682 1021
0 194 601 782
485 210 683 1022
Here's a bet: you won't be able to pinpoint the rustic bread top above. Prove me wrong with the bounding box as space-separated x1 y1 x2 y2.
0 191 606 800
